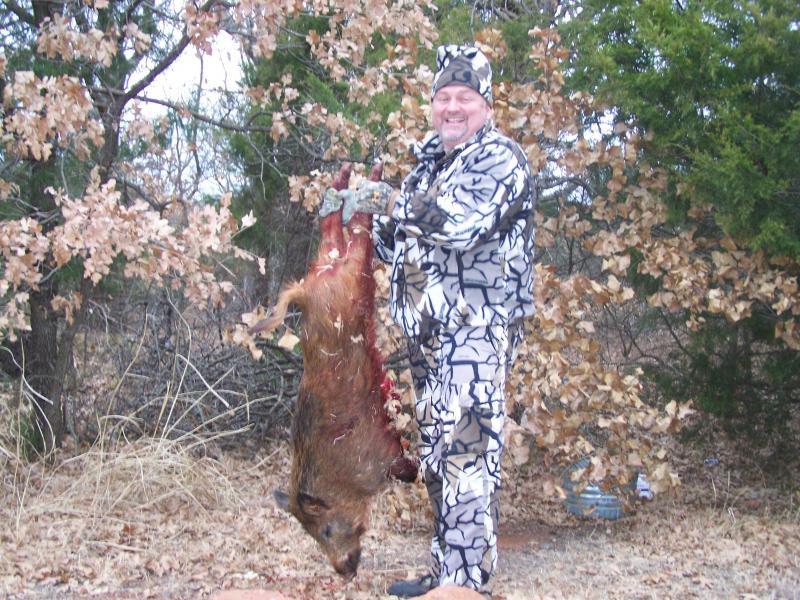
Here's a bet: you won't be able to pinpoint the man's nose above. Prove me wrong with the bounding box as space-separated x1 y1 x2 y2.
444 98 461 112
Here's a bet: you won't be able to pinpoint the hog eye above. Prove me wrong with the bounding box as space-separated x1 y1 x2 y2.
322 524 333 539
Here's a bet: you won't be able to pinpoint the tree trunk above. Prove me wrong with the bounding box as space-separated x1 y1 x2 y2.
25 277 91 454
26 286 64 454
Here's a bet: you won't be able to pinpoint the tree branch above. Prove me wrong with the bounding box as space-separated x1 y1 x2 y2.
539 175 595 197
124 35 193 103
84 83 271 134
115 175 169 212
136 94 271 133
124 0 220 104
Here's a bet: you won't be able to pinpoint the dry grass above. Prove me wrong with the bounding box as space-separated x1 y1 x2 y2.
8 436 242 523
0 429 798 600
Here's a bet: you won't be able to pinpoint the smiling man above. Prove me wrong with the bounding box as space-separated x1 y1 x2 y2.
329 45 536 598
431 83 492 151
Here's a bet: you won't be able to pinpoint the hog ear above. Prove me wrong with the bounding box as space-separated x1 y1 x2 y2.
297 492 329 516
273 489 291 512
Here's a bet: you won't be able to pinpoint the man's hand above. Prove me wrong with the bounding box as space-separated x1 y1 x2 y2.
342 180 394 223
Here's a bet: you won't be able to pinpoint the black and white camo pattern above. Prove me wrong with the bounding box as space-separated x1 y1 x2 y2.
374 123 536 339
373 122 534 591
407 324 522 590
431 44 493 104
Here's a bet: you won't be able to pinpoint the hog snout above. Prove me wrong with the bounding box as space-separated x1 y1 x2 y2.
332 548 361 580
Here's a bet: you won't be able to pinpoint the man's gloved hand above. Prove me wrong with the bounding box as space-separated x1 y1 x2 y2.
342 180 394 223
320 187 343 217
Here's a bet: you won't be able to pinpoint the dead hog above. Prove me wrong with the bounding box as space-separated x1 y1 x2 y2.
252 163 417 579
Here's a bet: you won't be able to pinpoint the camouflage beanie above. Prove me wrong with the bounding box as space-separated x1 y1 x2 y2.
431 44 493 104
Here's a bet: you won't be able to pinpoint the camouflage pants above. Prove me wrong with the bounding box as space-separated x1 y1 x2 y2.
407 324 520 591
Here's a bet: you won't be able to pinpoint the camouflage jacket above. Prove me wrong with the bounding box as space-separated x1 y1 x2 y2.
373 123 536 339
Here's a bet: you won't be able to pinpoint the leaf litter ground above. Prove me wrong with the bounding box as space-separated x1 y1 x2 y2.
1 435 798 599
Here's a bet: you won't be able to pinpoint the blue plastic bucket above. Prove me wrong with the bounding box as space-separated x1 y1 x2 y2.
562 458 636 520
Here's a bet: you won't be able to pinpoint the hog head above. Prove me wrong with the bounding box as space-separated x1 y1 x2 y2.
274 489 368 580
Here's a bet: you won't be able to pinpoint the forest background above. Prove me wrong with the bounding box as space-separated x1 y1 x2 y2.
0 0 798 597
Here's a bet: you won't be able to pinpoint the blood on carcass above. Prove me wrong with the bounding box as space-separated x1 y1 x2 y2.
250 163 417 579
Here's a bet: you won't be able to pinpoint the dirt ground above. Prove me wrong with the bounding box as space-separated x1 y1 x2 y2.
1 436 798 600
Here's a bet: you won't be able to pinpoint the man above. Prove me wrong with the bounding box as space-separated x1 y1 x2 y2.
331 44 536 597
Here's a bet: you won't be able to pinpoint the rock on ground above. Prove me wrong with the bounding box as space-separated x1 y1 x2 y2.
419 586 486 599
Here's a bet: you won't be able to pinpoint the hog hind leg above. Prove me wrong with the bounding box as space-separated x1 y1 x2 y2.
344 162 383 311
344 165 384 366
344 164 387 421
315 163 352 271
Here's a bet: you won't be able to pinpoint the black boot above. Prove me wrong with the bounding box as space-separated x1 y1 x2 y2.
387 574 437 598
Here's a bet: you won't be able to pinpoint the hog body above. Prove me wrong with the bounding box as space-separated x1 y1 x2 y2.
252 164 417 578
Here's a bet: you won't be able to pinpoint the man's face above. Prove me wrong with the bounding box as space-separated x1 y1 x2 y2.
432 84 492 151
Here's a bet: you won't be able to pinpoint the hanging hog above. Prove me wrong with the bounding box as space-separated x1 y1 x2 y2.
251 163 417 579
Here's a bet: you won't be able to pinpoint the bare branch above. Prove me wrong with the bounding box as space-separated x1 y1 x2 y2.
539 175 595 196
124 0 221 104
136 94 271 133
125 35 193 103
